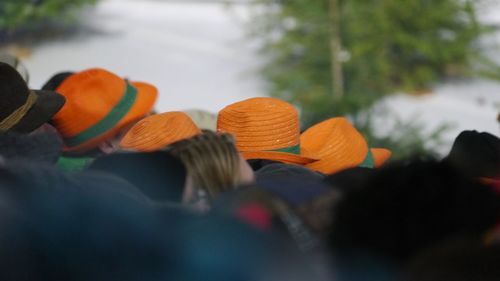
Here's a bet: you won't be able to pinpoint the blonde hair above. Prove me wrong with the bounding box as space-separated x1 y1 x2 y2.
168 130 243 198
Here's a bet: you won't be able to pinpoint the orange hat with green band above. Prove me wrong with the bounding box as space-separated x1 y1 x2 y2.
301 117 391 174
217 97 316 165
53 68 158 153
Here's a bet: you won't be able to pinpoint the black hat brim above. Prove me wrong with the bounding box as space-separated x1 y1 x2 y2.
10 90 66 133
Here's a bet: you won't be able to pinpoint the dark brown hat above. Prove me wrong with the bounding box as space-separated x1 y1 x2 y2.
41 71 74 91
0 62 65 133
445 130 500 179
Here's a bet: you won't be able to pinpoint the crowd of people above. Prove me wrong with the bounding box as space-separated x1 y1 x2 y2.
0 59 499 281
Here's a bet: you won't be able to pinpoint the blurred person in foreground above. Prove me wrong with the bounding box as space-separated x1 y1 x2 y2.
0 158 171 281
0 158 312 281
89 151 188 205
405 237 500 281
327 160 500 281
51 68 158 171
210 180 335 281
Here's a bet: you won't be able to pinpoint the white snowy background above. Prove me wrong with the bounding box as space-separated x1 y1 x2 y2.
23 0 500 155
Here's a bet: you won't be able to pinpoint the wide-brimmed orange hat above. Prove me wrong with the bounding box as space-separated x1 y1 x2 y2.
217 97 315 165
120 111 201 152
53 68 158 153
301 117 391 174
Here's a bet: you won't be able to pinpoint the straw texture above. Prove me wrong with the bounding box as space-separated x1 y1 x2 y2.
120 111 201 152
217 97 314 165
301 117 369 174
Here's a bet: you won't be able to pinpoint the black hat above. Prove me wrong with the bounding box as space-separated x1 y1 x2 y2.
89 151 187 202
41 71 74 91
445 130 500 179
0 62 65 133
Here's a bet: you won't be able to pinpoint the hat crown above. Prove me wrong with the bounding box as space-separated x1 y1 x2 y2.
121 111 201 152
53 68 128 138
0 62 30 121
301 117 369 174
302 117 367 156
217 97 300 152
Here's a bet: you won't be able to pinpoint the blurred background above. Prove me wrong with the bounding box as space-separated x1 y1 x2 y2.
1 0 499 159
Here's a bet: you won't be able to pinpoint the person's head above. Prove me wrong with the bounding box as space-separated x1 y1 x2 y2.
0 62 65 134
329 160 500 267
169 131 255 207
52 68 158 156
324 167 376 194
89 151 187 203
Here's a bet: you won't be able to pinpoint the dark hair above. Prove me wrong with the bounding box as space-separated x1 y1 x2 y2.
329 160 500 265
324 167 375 194
247 159 282 171
256 163 325 182
89 151 187 202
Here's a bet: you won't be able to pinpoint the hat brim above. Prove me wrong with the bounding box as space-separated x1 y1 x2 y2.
306 158 362 175
10 90 66 133
242 150 316 165
63 81 158 153
371 148 392 168
122 81 158 125
305 147 392 175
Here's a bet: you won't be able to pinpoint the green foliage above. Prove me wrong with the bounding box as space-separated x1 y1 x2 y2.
354 109 452 160
0 0 98 31
249 0 498 157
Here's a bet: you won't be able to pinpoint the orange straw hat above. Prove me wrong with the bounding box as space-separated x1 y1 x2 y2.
120 111 201 152
217 97 315 165
53 68 158 153
301 117 391 174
